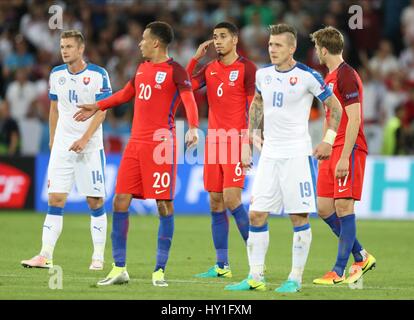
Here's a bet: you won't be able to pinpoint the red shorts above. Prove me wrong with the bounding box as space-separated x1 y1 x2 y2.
204 140 245 192
317 146 366 200
115 141 177 200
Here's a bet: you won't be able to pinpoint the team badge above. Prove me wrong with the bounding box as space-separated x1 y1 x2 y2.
328 83 334 90
229 70 239 81
289 76 298 86
83 77 90 85
155 71 167 84
265 75 272 84
58 77 66 85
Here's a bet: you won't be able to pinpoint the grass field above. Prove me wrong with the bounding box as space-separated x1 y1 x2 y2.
0 211 413 300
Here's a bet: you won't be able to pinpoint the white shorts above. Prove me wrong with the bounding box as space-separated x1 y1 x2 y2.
48 148 106 197
250 155 317 214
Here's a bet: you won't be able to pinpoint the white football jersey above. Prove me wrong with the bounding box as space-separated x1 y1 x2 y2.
48 63 112 153
255 62 332 158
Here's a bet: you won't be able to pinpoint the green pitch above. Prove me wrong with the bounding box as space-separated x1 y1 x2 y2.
0 212 413 300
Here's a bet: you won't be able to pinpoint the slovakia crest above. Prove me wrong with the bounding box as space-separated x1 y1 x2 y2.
155 71 167 84
229 70 239 82
83 77 90 85
289 76 298 86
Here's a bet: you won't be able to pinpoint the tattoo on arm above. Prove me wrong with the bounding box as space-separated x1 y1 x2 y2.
325 95 342 132
248 93 263 137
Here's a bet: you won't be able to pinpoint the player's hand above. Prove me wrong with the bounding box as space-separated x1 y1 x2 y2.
313 142 332 160
69 137 88 153
252 133 263 151
241 143 252 169
185 127 199 148
335 157 349 179
73 103 99 122
194 40 213 60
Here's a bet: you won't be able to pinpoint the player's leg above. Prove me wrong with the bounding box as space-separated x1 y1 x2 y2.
74 149 107 270
98 143 141 285
225 156 281 291
318 196 366 263
21 150 74 268
223 187 249 243
152 199 174 287
225 211 268 291
86 196 106 270
195 192 231 278
97 193 132 286
275 156 315 292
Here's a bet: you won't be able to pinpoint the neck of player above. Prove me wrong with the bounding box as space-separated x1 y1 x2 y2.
151 51 170 64
326 55 344 73
276 57 296 72
68 59 87 74
219 51 239 65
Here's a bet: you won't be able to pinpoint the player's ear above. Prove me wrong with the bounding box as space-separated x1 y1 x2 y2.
232 35 238 45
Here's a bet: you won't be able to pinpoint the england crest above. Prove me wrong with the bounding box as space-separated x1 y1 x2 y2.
83 77 90 85
229 70 239 82
289 76 298 86
155 71 167 84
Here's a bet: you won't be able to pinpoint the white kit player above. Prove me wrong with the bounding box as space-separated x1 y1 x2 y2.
225 24 343 293
21 30 112 270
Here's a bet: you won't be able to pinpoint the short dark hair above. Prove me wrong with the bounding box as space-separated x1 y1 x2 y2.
61 30 85 46
145 21 174 46
310 26 344 55
214 22 239 36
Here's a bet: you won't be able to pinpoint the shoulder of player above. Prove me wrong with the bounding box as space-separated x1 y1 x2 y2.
255 63 274 77
337 62 359 81
86 63 109 77
295 62 325 84
50 64 67 77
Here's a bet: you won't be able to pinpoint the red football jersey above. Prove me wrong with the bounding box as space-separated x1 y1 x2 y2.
324 62 368 153
99 58 197 144
189 57 256 135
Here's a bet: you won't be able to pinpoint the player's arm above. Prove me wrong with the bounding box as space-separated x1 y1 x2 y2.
49 100 58 150
186 40 212 90
241 91 263 168
69 110 106 153
73 78 135 122
334 67 362 178
336 102 360 177
174 62 199 148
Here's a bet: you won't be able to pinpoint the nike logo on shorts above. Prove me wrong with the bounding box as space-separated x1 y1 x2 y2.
155 189 167 195
210 71 217 75
233 178 242 182
338 188 349 193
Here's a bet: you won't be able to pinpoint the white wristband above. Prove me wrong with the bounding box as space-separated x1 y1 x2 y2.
323 129 337 146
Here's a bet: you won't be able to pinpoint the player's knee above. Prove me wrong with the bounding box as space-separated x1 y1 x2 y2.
334 199 354 216
113 194 130 212
249 211 267 227
48 194 66 207
157 200 173 216
223 194 241 211
318 206 334 219
87 197 104 210
209 193 224 212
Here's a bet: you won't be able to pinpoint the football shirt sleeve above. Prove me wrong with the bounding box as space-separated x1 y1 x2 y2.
48 72 58 101
337 67 361 107
186 58 206 91
243 60 257 107
95 68 113 102
307 69 332 102
97 76 135 111
173 62 199 128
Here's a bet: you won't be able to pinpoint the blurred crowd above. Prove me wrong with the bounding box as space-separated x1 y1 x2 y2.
0 0 413 157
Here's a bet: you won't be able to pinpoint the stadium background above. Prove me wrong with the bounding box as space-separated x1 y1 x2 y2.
1 0 413 218
0 0 413 302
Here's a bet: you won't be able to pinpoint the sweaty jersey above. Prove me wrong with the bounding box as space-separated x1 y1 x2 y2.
98 58 197 144
48 63 112 153
324 62 368 153
188 56 256 138
256 62 332 158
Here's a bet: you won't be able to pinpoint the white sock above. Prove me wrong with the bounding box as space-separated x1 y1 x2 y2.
91 213 107 261
247 228 269 282
40 214 63 260
288 227 312 284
